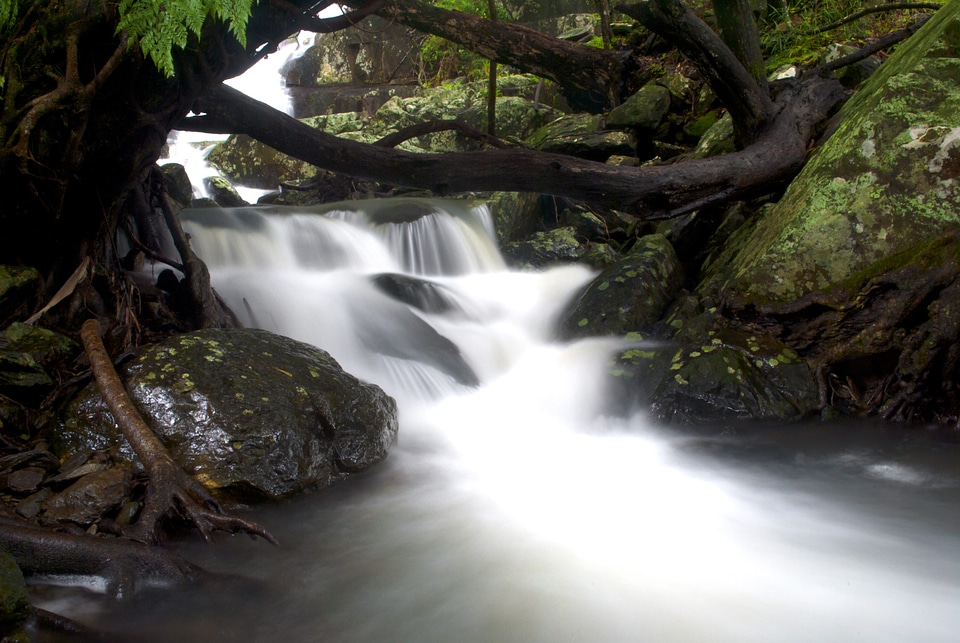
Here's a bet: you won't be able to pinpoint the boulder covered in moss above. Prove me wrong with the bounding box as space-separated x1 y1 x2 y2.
526 113 636 161
556 233 683 339
503 227 586 269
54 329 398 502
0 266 38 327
702 4 960 308
608 311 820 422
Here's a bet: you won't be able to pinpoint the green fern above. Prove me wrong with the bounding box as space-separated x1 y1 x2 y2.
116 0 255 77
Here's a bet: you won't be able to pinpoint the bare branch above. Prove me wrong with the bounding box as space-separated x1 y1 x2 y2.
812 2 942 34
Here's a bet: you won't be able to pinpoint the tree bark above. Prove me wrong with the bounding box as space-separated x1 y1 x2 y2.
712 0 767 84
192 76 845 217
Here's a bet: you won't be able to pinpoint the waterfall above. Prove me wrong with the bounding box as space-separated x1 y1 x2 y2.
69 198 960 643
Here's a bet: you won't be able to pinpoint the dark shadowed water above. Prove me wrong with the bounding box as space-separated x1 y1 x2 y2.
33 201 960 642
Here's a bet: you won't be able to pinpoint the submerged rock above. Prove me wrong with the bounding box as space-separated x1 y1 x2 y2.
54 329 398 502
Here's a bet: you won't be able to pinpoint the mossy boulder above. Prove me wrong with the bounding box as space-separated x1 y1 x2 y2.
503 227 586 269
485 191 544 245
702 4 960 307
556 233 683 339
54 329 398 502
0 553 28 637
608 311 820 422
689 111 735 158
526 113 636 161
0 323 78 392
606 83 671 131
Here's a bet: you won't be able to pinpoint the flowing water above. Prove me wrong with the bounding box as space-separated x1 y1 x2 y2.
37 200 960 641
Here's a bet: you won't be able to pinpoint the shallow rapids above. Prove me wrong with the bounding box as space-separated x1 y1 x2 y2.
35 200 960 642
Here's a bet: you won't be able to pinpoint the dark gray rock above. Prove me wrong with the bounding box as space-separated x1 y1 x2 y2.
54 329 398 502
41 468 133 526
557 233 683 339
608 312 820 422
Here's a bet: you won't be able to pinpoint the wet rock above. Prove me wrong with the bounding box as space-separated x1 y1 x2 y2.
503 227 586 269
372 274 462 315
41 468 133 526
54 329 398 502
608 312 820 422
557 234 683 339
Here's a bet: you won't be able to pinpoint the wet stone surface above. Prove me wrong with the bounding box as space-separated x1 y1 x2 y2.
54 328 399 502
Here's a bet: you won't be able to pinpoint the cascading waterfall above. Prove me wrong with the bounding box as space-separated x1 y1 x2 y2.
64 199 960 642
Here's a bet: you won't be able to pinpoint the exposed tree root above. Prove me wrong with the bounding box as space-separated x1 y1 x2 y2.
0 507 200 599
79 319 277 545
741 230 960 422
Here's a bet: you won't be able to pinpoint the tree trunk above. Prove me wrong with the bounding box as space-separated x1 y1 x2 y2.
711 0 767 84
0 0 381 279
192 76 845 217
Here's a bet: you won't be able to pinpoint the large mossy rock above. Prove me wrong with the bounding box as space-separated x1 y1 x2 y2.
606 83 671 131
526 113 636 161
702 4 960 307
54 329 398 502
556 234 683 339
608 311 820 422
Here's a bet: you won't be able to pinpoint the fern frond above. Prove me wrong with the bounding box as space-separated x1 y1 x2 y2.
117 0 256 78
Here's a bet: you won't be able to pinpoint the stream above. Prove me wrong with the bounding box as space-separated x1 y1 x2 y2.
34 199 960 642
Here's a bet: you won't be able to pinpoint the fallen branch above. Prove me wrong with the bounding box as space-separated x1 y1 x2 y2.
79 318 277 545
812 2 941 34
194 75 846 218
815 16 930 75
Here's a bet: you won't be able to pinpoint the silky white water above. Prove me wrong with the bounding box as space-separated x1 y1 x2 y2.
51 200 960 642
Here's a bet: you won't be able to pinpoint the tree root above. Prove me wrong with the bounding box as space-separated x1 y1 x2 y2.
746 230 960 422
79 319 277 545
0 508 200 599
